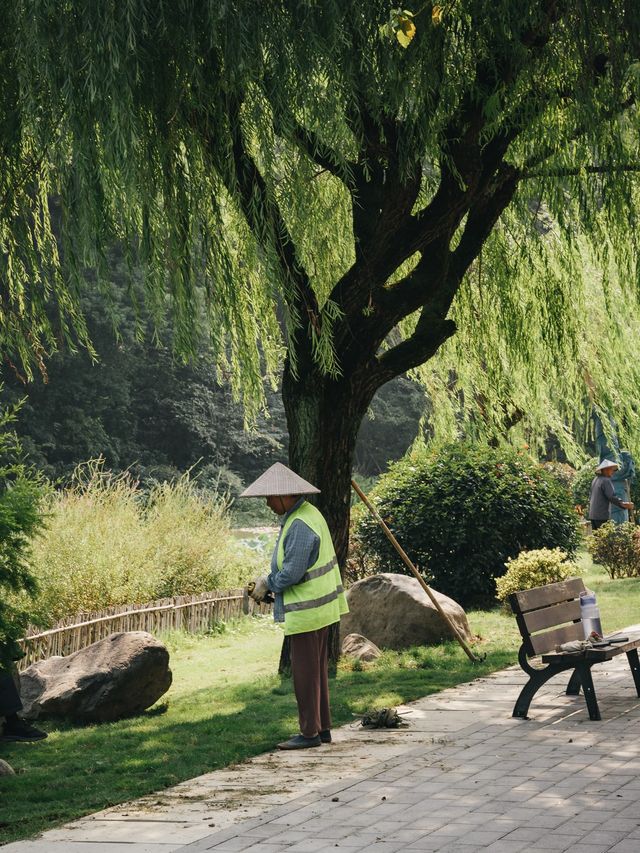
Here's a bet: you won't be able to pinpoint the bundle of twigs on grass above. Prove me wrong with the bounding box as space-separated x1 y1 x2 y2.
356 707 408 729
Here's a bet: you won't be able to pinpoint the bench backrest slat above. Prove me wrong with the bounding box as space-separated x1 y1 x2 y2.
509 577 585 613
516 599 582 634
509 576 587 657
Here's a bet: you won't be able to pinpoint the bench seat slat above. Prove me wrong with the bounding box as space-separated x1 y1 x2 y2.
509 577 585 614
541 631 640 664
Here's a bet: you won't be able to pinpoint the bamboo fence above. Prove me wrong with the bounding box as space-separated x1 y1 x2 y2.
17 589 272 670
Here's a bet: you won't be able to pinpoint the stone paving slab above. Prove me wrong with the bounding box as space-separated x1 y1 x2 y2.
3 634 640 853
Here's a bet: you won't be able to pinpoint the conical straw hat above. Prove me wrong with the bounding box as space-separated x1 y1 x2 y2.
595 458 619 472
239 462 320 497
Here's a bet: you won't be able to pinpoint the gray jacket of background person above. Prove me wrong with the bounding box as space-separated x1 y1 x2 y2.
589 475 627 521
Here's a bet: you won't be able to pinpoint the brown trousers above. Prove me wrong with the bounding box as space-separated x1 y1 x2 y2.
290 625 331 738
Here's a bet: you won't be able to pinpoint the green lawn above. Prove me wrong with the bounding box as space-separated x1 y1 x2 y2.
1 552 638 845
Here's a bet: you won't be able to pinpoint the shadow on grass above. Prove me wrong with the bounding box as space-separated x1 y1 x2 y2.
0 642 517 845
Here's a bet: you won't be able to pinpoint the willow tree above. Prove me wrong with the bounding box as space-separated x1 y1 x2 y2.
2 1 640 563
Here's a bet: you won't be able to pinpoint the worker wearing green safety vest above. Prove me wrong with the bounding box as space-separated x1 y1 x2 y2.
241 462 348 750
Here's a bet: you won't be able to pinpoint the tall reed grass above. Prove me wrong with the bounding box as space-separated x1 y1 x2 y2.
28 461 259 626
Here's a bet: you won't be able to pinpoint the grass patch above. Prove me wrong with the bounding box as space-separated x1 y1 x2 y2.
2 550 638 844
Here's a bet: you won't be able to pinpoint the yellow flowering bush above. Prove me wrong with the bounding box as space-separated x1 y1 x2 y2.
495 548 576 605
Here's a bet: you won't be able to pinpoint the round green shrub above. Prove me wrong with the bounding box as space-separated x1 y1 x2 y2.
352 442 580 608
495 548 577 605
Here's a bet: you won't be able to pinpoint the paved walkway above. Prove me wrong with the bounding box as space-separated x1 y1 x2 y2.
4 639 640 853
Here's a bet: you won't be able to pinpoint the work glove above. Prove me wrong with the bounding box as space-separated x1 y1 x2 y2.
248 576 270 602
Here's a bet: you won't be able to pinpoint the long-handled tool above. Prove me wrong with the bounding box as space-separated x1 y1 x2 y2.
351 478 484 663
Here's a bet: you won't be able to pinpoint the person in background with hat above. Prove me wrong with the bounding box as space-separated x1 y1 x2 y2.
240 462 348 750
588 459 634 530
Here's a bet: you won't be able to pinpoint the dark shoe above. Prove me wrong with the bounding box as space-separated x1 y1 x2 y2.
1 718 48 742
277 734 321 750
320 729 332 744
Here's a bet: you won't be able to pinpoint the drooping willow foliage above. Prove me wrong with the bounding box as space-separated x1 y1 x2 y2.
413 209 640 462
1 0 640 444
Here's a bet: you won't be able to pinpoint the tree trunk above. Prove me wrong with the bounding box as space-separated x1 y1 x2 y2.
283 363 378 562
277 360 379 672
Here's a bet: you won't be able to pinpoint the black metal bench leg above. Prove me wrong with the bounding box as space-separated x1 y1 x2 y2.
574 663 601 720
626 648 640 696
513 666 564 719
566 669 581 695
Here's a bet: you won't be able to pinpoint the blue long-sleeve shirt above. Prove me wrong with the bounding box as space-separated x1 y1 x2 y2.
267 498 320 622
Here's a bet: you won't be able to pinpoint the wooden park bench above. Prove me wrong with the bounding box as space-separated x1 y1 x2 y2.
509 577 640 720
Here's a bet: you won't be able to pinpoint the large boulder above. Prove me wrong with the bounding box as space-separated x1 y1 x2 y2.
340 573 472 650
20 631 172 723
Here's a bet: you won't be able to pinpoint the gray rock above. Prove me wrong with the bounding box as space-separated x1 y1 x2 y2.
0 758 15 776
19 631 172 723
341 633 382 662
340 573 471 650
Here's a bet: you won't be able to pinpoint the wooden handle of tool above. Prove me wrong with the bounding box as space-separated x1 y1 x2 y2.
351 478 481 663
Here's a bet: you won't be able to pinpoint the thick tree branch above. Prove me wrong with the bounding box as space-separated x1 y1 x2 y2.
375 315 458 382
450 166 520 285
327 0 567 365
369 164 520 386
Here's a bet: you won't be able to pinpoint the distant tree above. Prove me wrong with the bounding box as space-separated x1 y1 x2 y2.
2 1 640 571
0 283 290 488
354 377 425 476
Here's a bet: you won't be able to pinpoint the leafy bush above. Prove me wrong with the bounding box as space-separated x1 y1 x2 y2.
28 461 259 625
0 404 46 668
539 462 577 493
587 521 640 579
352 442 580 608
495 548 577 604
